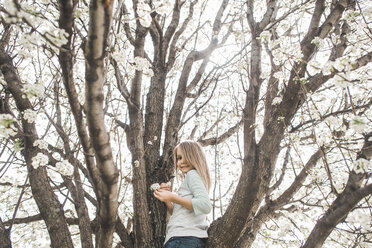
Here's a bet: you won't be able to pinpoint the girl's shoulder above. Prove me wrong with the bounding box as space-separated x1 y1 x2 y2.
185 169 201 181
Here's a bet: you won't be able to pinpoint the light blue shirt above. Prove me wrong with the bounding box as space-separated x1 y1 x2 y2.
165 169 212 244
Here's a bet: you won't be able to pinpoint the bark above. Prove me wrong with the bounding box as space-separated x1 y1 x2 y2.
303 132 372 247
208 0 357 246
207 1 278 247
162 0 229 180
0 217 11 248
144 1 185 246
126 2 152 247
84 0 118 247
235 149 323 247
118 1 230 247
57 1 94 247
0 50 73 248
303 175 372 248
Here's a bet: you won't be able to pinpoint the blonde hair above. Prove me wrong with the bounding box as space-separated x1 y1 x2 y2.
173 140 211 191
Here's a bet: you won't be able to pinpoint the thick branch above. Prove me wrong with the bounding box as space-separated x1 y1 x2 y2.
84 1 118 247
302 178 372 248
198 119 243 146
58 1 94 247
235 149 322 247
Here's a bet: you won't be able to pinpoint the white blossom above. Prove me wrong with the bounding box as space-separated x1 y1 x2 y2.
0 114 17 138
154 0 172 15
33 140 48 150
272 96 282 105
123 14 131 23
3 0 18 16
0 114 15 127
148 141 153 145
311 37 325 48
23 109 37 124
55 160 74 176
273 71 285 80
333 74 351 88
52 152 61 160
322 61 335 75
334 57 352 72
133 56 154 77
31 153 49 169
347 209 371 230
45 28 69 47
350 116 366 133
150 183 160 191
137 2 152 27
352 158 370 174
153 136 158 141
22 83 45 99
259 31 271 43
134 160 140 167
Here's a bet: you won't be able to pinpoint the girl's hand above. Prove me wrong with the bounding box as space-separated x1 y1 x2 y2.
159 183 171 191
153 189 174 202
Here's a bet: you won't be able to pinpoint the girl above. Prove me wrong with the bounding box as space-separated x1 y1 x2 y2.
154 140 212 248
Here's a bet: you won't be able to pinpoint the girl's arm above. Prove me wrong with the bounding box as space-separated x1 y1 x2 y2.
153 190 193 212
157 183 175 214
165 201 174 214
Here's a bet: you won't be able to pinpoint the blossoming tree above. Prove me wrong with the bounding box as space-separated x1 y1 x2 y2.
0 0 371 248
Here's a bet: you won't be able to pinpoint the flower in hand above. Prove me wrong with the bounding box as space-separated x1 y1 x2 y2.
153 189 174 202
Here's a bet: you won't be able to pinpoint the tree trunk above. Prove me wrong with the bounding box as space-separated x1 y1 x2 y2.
0 49 74 248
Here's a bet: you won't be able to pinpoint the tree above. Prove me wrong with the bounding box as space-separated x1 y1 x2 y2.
0 0 371 248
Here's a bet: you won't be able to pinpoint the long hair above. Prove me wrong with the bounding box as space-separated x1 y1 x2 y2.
173 140 211 191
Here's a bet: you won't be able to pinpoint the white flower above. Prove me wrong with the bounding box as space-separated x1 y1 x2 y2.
22 83 45 99
311 37 325 48
153 136 158 141
272 96 282 105
150 183 160 191
31 153 49 169
133 56 153 77
33 139 48 150
334 57 352 72
137 2 152 27
52 152 61 160
347 209 371 230
353 158 370 174
0 114 17 138
0 114 15 127
45 28 69 47
154 0 172 15
148 141 153 145
3 0 18 16
273 71 284 80
333 74 351 88
139 13 152 28
123 14 131 23
0 126 17 138
23 109 37 124
322 61 335 75
55 160 74 176
350 116 366 133
134 160 140 167
259 31 271 43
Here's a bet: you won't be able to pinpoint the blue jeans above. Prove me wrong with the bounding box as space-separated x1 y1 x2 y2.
164 236 207 248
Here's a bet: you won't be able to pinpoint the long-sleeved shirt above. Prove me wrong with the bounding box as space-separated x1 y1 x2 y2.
164 169 212 244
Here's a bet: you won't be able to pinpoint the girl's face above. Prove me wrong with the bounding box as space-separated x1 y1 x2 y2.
176 148 193 174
